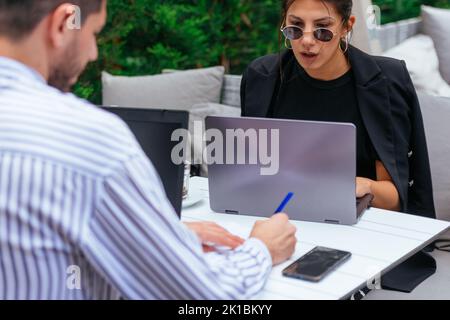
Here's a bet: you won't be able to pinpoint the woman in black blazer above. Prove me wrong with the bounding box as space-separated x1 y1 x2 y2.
241 0 436 293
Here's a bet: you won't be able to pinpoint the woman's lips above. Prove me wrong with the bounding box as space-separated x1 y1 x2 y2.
300 52 319 64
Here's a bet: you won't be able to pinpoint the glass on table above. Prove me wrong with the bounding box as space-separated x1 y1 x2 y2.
182 161 191 200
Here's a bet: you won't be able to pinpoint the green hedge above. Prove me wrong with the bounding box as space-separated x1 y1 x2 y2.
74 0 450 104
373 0 449 24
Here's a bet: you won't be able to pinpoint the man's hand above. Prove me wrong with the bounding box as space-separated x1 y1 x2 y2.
184 222 245 252
249 214 297 266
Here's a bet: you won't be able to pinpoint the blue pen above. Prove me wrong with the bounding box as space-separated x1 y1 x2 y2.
274 192 295 214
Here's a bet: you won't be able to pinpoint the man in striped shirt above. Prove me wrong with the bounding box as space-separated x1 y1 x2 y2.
0 0 297 299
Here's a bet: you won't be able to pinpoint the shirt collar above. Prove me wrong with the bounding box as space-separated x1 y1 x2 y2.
0 56 46 84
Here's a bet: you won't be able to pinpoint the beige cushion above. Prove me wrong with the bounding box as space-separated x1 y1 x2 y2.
102 66 225 109
422 6 450 84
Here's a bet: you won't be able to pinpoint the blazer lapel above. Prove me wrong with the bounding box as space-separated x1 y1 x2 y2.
349 46 405 203
245 72 278 117
244 52 292 117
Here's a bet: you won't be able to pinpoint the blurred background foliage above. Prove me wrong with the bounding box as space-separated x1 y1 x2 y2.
75 0 450 103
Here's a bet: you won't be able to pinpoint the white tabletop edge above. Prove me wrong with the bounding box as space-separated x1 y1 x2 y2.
184 177 450 300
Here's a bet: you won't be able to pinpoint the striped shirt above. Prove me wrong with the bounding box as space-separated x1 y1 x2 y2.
0 57 272 300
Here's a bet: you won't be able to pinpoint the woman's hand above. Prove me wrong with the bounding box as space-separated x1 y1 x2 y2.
356 177 373 198
356 162 400 211
184 221 245 253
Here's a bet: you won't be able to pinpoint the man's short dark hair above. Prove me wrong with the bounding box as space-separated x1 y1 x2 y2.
0 0 103 40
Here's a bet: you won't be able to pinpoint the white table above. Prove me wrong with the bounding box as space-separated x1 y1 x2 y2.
182 177 450 300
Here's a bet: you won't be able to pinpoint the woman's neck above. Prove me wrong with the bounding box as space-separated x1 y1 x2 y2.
303 49 351 81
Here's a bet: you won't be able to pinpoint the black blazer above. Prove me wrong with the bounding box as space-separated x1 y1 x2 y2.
241 45 435 219
241 46 437 293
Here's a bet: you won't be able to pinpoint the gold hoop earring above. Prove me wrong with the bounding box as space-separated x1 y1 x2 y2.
340 35 349 54
284 38 293 50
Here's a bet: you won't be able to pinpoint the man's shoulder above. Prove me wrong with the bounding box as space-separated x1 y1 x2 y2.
42 87 135 147
50 91 142 161
67 95 128 133
2 83 142 176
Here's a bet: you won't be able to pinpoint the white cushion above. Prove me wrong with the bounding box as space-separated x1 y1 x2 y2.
383 34 450 98
422 5 450 85
102 66 225 109
419 93 450 221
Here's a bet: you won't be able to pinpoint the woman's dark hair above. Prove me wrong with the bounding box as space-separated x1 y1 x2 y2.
282 0 353 25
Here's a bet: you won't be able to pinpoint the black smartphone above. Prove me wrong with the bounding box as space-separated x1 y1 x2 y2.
282 246 351 282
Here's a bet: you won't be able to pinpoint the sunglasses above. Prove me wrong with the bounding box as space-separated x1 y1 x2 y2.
281 25 338 42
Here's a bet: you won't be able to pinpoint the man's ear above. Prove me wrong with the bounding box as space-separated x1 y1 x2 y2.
47 4 79 49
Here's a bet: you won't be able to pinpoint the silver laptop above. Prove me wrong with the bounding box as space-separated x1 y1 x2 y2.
205 116 371 225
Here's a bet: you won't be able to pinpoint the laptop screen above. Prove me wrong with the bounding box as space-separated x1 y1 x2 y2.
101 107 189 218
